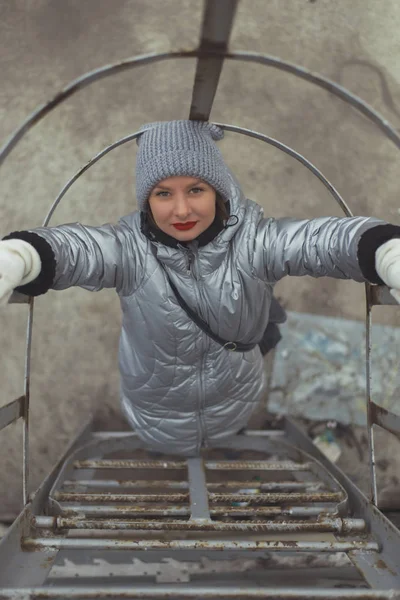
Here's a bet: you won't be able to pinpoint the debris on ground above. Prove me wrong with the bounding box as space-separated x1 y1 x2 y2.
269 311 400 426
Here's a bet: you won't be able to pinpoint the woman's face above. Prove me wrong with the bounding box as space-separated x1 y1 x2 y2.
148 176 217 241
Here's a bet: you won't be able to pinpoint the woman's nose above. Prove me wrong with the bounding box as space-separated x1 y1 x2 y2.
174 194 191 218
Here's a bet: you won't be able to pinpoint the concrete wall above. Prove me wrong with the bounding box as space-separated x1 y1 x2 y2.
1 0 400 517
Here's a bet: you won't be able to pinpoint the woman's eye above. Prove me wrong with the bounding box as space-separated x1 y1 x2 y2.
190 187 204 194
156 191 169 197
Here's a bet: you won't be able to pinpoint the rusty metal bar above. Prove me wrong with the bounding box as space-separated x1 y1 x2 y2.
187 458 210 519
54 492 189 503
61 479 323 491
73 459 187 469
53 490 340 504
58 503 335 518
369 401 400 438
62 479 191 489
90 430 284 439
208 492 342 504
59 503 194 517
205 460 311 470
0 587 399 599
23 537 380 552
0 397 24 431
73 459 311 470
189 0 238 120
34 515 366 534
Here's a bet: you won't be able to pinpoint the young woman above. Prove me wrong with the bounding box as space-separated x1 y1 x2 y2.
0 120 399 455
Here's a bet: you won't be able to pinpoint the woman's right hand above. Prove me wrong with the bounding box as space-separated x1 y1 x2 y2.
0 239 41 305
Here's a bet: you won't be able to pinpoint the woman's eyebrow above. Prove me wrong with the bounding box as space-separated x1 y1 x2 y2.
185 179 203 189
154 179 203 191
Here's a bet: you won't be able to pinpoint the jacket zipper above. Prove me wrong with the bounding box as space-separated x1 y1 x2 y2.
186 248 207 453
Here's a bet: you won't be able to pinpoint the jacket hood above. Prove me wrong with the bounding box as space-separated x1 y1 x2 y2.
143 167 249 276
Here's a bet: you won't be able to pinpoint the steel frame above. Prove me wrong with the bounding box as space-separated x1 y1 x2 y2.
0 0 399 596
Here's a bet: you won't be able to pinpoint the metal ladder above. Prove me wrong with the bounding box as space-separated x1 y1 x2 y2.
1 421 400 597
1 1 400 597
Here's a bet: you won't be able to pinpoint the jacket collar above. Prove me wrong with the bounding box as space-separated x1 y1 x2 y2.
140 210 227 249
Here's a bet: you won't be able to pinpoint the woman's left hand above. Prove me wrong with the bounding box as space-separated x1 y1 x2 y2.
375 239 400 303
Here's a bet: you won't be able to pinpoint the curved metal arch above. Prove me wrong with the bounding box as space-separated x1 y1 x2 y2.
43 132 141 227
1 50 400 175
215 124 352 217
44 125 351 228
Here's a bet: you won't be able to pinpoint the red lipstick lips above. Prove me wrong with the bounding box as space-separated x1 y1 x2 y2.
172 222 197 231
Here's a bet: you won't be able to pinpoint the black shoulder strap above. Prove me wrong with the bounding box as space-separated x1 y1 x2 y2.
163 269 256 353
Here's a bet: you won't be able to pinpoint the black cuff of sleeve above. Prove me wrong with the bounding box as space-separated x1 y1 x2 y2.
2 231 56 296
357 224 400 284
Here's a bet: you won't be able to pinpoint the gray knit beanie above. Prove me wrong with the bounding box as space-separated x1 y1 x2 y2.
135 120 232 211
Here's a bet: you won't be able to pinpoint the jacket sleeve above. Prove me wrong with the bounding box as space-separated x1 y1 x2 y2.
3 221 142 296
254 215 400 284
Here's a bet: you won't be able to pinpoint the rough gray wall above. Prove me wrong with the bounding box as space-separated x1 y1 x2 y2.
1 0 400 518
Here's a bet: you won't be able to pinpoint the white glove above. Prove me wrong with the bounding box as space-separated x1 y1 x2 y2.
0 239 42 306
375 238 400 304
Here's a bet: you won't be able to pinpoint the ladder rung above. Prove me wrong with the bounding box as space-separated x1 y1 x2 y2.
73 459 312 471
34 516 366 534
54 491 342 504
23 537 380 553
205 461 312 471
61 479 323 491
209 492 342 504
90 429 286 439
54 492 189 503
58 504 336 518
73 459 187 469
0 586 396 599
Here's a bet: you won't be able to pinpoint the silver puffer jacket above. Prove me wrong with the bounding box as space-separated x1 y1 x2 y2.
31 174 382 455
